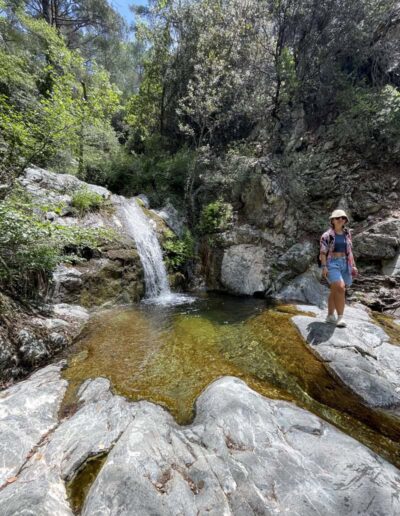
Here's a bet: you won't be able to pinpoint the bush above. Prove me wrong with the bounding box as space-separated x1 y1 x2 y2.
0 200 60 297
0 194 117 299
163 228 195 270
331 84 400 158
71 188 105 215
197 199 233 235
106 136 195 207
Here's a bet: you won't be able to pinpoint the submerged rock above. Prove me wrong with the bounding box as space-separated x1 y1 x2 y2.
0 367 399 515
292 303 400 413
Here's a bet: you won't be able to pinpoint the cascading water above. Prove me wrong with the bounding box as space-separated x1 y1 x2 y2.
117 196 194 305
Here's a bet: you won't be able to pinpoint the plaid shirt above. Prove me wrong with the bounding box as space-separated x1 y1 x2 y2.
319 227 356 273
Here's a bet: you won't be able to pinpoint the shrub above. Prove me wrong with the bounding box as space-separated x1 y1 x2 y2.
163 228 195 270
197 199 233 235
71 188 105 215
0 194 117 299
331 84 400 158
106 137 195 207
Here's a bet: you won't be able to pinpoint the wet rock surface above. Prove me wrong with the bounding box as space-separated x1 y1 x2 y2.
0 364 67 486
0 366 399 515
18 166 147 307
292 303 400 413
0 293 88 382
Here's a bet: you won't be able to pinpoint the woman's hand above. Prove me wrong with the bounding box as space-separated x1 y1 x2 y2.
351 266 359 277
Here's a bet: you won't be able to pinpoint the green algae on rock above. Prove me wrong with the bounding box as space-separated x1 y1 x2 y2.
67 453 108 514
370 310 400 346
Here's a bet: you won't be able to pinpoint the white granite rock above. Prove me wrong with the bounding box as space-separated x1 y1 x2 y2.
292 303 400 412
1 361 400 515
0 364 67 486
221 244 271 295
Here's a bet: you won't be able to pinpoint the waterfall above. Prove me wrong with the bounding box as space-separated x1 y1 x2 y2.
119 197 170 298
117 196 194 305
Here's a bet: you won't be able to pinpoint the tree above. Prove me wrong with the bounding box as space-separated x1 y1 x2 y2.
0 8 121 181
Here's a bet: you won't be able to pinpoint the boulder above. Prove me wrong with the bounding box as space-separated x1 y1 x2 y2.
276 241 315 275
220 244 271 295
153 202 185 238
0 293 89 382
369 219 400 239
352 218 400 262
274 266 329 308
353 232 399 260
51 254 144 308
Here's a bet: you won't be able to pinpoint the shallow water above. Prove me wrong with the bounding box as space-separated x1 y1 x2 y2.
62 292 400 469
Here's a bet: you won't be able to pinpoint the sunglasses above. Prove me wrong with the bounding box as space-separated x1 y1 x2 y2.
333 216 347 220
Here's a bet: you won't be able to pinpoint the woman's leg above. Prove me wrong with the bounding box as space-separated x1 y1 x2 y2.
332 280 346 315
328 287 336 315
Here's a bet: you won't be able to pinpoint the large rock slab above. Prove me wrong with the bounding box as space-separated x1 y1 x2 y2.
1 365 400 515
0 363 67 486
0 374 135 516
83 376 400 516
292 303 400 412
19 165 110 205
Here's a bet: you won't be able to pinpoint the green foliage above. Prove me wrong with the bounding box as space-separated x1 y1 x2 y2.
163 228 195 270
331 85 400 157
0 199 61 296
0 9 121 178
107 137 195 205
0 193 117 299
71 188 105 216
197 199 233 235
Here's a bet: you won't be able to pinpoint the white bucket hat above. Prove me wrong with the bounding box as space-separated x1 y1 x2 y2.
329 209 349 223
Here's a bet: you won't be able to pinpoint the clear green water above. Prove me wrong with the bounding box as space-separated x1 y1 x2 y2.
62 292 400 511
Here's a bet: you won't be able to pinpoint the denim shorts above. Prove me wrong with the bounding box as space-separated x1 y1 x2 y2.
327 256 352 286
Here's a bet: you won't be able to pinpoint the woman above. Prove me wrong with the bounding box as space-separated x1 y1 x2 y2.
319 209 358 327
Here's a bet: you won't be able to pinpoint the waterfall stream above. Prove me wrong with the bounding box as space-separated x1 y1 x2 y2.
117 196 194 305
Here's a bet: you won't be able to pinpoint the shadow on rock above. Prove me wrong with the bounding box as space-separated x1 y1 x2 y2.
305 321 336 345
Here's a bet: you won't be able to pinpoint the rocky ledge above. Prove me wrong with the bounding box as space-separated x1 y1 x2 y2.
0 364 399 515
0 293 88 383
292 303 400 414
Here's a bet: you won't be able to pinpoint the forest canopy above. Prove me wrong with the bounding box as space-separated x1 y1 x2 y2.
0 0 399 203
